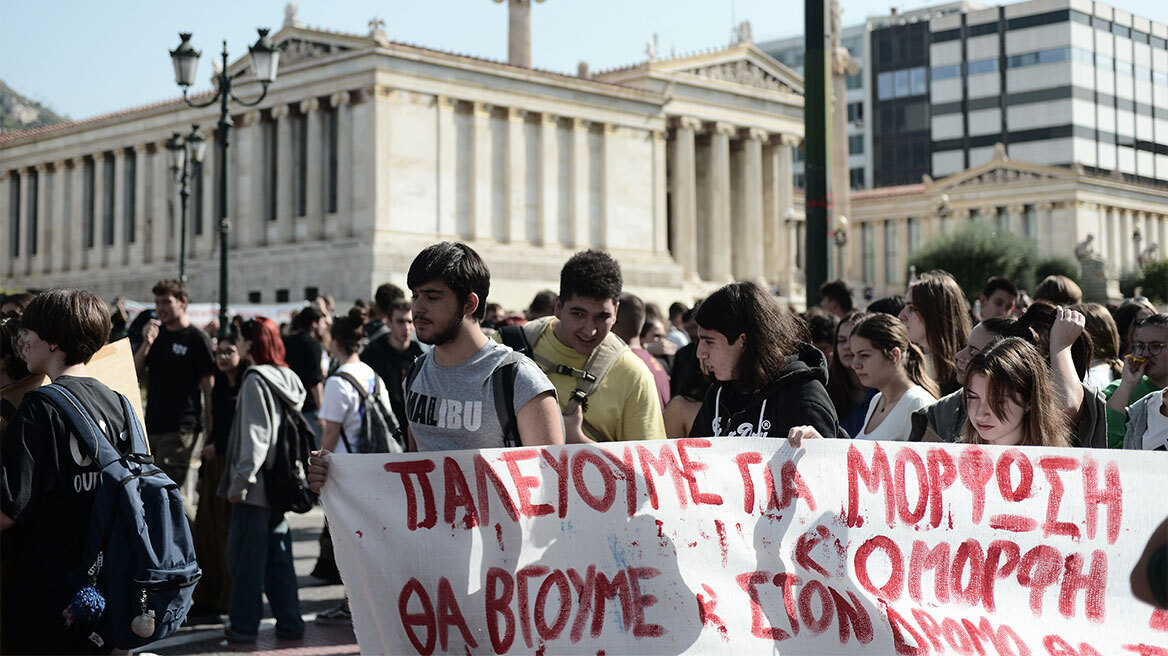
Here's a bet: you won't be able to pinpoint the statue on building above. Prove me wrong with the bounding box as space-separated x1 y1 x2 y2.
1076 234 1119 302
368 17 388 45
645 33 658 61
1139 242 1160 270
284 2 303 28
732 20 754 45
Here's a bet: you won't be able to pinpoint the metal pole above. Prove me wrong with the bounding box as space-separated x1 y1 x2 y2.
804 0 833 308
178 141 190 284
216 41 234 341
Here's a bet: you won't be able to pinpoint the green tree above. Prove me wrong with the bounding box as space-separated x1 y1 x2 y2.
907 222 1038 302
1034 255 1081 287
1136 260 1168 304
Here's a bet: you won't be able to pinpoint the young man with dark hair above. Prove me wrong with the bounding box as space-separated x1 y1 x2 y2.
978 276 1019 320
361 298 424 427
283 304 329 440
134 279 214 492
693 281 844 440
526 290 557 320
818 279 854 318
1 289 136 653
613 293 671 410
365 283 405 339
666 301 690 347
498 250 666 442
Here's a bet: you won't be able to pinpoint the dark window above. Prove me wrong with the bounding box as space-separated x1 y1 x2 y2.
83 158 95 248
1152 36 1167 50
1006 10 1069 31
968 22 999 37
265 118 278 222
848 134 864 154
847 102 864 122
326 105 338 213
932 28 960 43
1133 30 1150 44
846 70 863 89
192 160 204 235
1069 10 1091 26
248 291 262 303
27 169 38 256
932 63 962 80
1094 18 1111 33
304 286 319 302
124 149 136 244
102 155 115 246
276 289 290 303
1112 23 1130 39
849 167 865 189
793 173 805 189
7 173 18 258
293 113 307 217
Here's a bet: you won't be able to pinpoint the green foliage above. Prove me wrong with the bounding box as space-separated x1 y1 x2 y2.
1119 269 1143 299
1132 260 1168 304
1034 255 1081 286
907 222 1038 301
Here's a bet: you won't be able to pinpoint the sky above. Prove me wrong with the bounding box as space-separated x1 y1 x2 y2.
3 0 1167 122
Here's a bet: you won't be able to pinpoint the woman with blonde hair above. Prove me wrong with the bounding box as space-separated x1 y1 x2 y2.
899 270 971 396
961 337 1071 448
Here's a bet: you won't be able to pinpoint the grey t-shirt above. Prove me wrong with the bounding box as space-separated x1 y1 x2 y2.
406 340 555 452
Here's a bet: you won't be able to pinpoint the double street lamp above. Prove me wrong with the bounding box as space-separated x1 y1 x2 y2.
169 29 280 339
164 125 207 284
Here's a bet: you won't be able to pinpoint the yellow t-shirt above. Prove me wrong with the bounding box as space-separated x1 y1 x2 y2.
496 320 666 442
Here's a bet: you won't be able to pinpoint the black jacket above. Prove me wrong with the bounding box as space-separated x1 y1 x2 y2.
689 344 847 439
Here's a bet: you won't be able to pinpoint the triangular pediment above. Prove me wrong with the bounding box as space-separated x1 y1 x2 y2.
656 44 803 95
596 43 803 96
934 158 1074 190
226 25 376 78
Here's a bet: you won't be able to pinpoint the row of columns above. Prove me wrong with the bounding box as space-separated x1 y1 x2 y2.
1 89 363 285
669 117 800 285
1097 204 1167 276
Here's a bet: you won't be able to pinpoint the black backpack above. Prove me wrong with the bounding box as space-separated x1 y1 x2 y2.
31 384 201 650
405 350 526 448
331 371 403 453
247 372 318 514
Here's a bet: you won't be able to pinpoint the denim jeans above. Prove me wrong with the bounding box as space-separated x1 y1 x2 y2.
225 503 304 638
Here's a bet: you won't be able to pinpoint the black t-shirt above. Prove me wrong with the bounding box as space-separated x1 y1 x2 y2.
283 332 325 413
1 376 131 654
209 366 248 457
361 336 423 427
144 324 214 433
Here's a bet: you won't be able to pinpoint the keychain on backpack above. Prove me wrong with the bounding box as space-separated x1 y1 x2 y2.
131 589 156 638
63 553 106 631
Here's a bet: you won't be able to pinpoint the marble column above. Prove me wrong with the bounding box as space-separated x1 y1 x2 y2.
539 113 559 247
1158 214 1167 264
652 128 668 255
272 104 292 245
762 136 781 285
150 142 173 266
234 111 261 248
472 102 494 243
506 107 526 244
777 134 798 290
699 122 733 282
599 123 618 250
111 150 126 268
571 118 590 248
68 158 84 272
300 97 321 242
334 89 356 237
0 171 10 279
732 128 765 282
670 117 700 280
48 160 66 273
1119 207 1133 269
437 95 458 239
91 153 108 271
1007 203 1024 237
33 164 48 275
129 145 147 267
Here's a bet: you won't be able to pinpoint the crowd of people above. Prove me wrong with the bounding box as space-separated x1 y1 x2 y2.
1 244 1166 652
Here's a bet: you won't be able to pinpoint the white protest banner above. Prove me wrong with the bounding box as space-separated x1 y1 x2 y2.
322 438 1168 655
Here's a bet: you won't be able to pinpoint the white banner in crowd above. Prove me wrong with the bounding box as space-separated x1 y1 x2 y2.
322 439 1168 655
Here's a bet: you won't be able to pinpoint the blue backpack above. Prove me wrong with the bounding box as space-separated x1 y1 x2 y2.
31 384 202 650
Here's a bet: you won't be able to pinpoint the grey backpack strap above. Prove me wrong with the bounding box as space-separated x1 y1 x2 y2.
490 351 526 448
563 332 628 438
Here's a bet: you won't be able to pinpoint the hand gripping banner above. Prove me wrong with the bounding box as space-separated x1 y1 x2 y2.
321 438 1168 655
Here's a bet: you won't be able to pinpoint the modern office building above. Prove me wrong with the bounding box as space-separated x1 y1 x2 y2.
758 0 1168 190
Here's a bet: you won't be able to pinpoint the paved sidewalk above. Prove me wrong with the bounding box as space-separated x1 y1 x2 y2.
139 508 359 656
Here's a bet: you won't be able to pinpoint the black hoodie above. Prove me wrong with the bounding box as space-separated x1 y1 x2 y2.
689 343 847 439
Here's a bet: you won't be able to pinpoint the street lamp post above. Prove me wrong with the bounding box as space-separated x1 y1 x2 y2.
165 125 207 283
169 30 279 339
833 215 848 281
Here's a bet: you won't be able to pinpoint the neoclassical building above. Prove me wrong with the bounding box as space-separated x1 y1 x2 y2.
843 147 1168 299
0 15 806 309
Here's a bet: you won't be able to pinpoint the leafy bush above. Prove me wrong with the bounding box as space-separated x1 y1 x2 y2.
1034 256 1081 287
1119 269 1143 299
1135 260 1168 304
907 222 1038 301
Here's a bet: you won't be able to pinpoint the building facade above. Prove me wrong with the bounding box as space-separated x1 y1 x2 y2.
0 19 805 309
759 0 1168 190
843 148 1168 298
